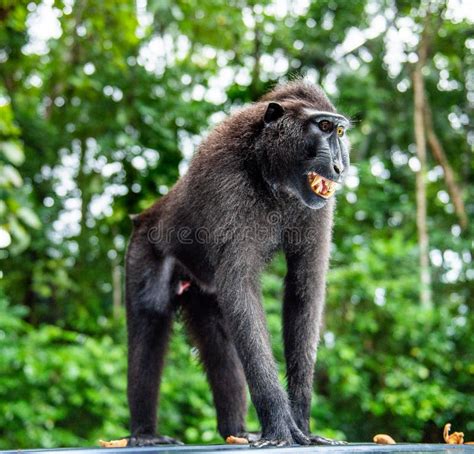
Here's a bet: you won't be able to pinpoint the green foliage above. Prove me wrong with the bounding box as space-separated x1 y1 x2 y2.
0 100 40 254
0 292 128 448
0 0 472 449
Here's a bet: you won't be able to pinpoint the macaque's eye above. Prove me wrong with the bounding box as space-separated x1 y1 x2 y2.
337 126 345 137
318 120 333 133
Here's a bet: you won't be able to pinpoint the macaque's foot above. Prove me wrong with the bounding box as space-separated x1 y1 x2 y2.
309 434 347 445
127 434 184 447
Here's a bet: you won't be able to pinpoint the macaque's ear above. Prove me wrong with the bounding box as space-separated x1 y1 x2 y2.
264 102 284 124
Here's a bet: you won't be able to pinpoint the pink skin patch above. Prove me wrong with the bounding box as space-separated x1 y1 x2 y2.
177 280 191 295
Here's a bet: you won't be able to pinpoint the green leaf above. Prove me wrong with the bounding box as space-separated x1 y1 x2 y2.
0 142 25 166
17 207 41 229
0 165 23 187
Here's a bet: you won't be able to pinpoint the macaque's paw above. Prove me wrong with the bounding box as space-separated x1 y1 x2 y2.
252 437 293 448
309 434 347 445
127 434 184 447
291 427 311 446
252 427 310 448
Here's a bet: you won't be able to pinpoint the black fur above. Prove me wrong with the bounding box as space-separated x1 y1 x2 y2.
125 80 350 447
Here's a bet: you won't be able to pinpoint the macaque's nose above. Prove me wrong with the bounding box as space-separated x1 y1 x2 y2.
333 163 342 175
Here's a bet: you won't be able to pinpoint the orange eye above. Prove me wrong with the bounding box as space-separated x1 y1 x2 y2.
337 126 344 137
318 120 333 133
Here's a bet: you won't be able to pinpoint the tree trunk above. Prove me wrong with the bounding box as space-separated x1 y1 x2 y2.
424 105 468 230
412 19 432 309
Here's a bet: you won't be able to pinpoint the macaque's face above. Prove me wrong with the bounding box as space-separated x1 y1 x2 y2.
260 103 351 210
292 109 351 209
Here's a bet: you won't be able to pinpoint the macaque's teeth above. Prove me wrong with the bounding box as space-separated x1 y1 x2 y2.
308 172 338 198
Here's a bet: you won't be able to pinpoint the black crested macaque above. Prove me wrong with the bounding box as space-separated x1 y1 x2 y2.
125 80 351 447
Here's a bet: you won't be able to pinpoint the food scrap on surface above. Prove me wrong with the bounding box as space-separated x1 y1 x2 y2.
226 435 249 445
443 423 464 444
98 438 128 448
373 434 396 444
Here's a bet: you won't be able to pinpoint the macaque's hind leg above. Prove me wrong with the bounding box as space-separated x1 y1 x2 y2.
181 287 249 441
126 232 183 446
126 311 183 446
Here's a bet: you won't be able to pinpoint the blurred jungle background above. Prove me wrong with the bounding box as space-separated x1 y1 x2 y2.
0 0 473 449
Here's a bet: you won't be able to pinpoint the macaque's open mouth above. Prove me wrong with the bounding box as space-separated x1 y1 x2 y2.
307 172 337 199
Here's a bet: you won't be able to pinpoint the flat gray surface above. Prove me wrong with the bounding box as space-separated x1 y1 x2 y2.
1 444 474 454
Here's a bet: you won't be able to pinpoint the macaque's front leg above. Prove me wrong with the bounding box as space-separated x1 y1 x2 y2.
215 260 309 448
283 247 346 446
